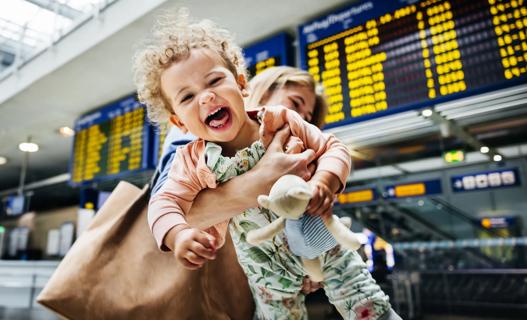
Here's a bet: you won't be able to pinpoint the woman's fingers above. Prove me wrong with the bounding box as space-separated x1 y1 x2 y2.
290 149 316 180
267 124 291 152
296 148 316 164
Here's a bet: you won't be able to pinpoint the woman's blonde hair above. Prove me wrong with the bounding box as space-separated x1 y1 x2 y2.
132 8 247 124
247 66 328 128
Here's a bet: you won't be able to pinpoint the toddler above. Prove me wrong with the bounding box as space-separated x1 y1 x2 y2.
134 9 398 320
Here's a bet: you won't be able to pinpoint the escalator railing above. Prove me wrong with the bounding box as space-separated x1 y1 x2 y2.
336 194 521 269
390 269 527 319
390 196 502 240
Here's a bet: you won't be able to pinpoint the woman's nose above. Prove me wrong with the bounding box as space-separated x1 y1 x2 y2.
199 91 215 105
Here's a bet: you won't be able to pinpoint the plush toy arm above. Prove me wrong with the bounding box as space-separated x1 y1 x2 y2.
324 215 361 250
339 216 352 229
246 217 286 245
257 195 271 209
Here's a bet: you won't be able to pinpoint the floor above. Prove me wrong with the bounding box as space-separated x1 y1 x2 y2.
0 305 520 320
0 308 58 320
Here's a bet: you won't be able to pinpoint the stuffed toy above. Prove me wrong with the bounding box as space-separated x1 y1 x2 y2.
246 175 361 281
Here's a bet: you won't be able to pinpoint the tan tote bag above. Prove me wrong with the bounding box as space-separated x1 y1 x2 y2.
37 181 254 320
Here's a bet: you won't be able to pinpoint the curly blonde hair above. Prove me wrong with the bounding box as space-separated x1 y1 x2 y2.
132 8 247 124
247 66 328 128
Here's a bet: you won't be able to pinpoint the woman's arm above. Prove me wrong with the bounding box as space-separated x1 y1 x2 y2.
185 125 316 229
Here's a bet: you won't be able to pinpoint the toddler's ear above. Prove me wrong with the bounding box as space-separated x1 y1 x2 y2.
169 114 188 133
237 74 248 91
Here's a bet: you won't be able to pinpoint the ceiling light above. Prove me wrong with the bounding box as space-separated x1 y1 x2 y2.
58 126 75 137
0 156 7 165
421 108 433 118
19 142 39 152
493 154 502 162
480 146 490 154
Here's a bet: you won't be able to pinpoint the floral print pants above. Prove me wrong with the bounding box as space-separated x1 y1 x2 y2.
207 140 394 319
229 208 392 320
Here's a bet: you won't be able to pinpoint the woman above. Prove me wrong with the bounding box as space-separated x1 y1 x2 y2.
152 66 399 319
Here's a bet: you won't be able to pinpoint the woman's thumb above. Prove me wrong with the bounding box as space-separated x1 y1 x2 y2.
267 124 290 151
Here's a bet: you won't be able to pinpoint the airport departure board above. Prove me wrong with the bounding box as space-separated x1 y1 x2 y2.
299 0 527 128
70 95 153 185
152 123 169 166
244 32 294 77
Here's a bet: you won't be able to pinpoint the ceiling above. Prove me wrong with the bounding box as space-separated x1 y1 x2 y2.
0 0 352 192
0 0 108 74
1 0 526 206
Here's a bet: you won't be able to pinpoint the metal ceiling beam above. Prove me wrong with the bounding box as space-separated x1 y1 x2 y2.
425 109 503 162
0 36 35 70
0 173 70 197
25 0 82 20
0 38 32 55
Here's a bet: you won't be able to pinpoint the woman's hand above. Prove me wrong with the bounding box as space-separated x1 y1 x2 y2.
255 124 316 183
187 125 316 229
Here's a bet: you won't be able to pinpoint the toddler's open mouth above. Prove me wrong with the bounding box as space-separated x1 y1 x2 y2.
205 106 231 129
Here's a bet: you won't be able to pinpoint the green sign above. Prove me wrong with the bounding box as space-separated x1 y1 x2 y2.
444 150 465 163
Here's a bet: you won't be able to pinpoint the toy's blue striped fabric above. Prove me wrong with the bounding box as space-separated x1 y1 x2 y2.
285 215 337 259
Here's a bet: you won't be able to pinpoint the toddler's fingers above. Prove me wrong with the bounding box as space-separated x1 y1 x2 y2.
174 248 202 269
185 250 208 265
307 163 316 178
306 187 323 215
301 276 324 294
179 258 202 270
205 234 218 252
318 196 334 217
320 206 333 220
191 241 217 260
192 230 217 251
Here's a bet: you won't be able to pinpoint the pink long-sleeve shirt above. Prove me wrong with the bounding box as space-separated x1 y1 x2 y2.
148 105 352 250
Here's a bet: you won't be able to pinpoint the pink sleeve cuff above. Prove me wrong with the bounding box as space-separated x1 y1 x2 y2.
317 158 351 193
151 213 187 251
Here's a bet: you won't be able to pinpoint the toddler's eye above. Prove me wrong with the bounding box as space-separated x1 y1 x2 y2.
181 93 194 103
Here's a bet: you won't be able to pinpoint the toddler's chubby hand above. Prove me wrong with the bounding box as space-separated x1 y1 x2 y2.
306 180 334 219
173 226 217 270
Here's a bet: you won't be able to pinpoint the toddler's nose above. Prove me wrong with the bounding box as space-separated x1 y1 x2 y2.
199 91 215 105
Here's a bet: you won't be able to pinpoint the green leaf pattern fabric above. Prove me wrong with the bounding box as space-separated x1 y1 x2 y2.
205 141 392 320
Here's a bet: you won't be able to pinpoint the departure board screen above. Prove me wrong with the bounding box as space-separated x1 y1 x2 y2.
152 125 197 168
299 0 527 128
70 95 153 185
244 32 294 77
153 123 169 166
